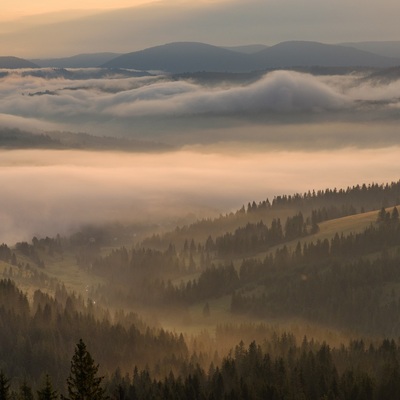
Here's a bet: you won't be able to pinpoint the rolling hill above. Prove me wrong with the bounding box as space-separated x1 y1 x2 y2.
102 41 400 72
102 42 251 73
31 52 122 68
341 41 400 59
0 56 38 69
252 41 400 68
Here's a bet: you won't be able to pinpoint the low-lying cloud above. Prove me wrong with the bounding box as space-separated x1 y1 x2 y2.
1 147 400 244
0 68 400 147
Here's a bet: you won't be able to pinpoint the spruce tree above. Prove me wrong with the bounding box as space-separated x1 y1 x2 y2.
0 371 10 400
65 339 107 400
37 375 58 400
19 380 34 400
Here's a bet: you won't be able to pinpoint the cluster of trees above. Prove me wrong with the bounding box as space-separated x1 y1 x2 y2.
213 213 308 256
105 337 400 400
0 280 190 390
231 210 400 335
266 181 400 212
309 204 357 225
2 183 400 398
142 180 400 249
8 332 400 399
0 339 106 400
86 207 400 320
0 244 17 265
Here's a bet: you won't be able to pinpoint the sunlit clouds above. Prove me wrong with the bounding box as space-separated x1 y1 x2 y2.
1 147 400 244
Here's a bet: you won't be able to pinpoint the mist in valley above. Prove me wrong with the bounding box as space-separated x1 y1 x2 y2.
1 146 400 245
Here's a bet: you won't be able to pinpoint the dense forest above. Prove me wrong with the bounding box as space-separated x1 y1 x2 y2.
1 180 400 398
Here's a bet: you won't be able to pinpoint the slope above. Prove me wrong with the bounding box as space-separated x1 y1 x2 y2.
0 56 38 69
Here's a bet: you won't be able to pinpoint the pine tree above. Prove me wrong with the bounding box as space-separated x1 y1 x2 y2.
37 375 58 400
65 339 107 400
19 380 34 400
0 371 10 400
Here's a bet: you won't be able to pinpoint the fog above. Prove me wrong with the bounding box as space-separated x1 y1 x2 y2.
1 69 400 243
1 69 400 147
1 147 400 244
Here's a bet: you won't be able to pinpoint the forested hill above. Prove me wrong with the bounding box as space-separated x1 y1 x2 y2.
0 181 400 397
143 180 400 249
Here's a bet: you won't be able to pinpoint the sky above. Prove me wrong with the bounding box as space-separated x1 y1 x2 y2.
1 0 400 58
1 0 156 20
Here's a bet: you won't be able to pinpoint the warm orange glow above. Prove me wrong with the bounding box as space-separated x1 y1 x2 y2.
1 147 400 243
1 0 159 21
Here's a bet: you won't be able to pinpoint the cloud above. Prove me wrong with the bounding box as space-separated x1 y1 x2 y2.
1 68 400 148
0 70 348 121
1 147 400 244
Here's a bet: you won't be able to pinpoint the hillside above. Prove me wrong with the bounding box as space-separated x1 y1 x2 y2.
1 181 400 396
0 56 38 69
253 41 400 68
0 182 400 332
341 41 400 58
31 52 122 68
102 42 252 73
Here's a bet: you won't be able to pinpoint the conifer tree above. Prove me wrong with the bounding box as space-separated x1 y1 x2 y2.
37 375 58 400
65 339 107 400
19 380 34 400
0 371 10 400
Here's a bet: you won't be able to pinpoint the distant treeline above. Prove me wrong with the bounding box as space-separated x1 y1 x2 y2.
143 180 400 249
137 209 400 335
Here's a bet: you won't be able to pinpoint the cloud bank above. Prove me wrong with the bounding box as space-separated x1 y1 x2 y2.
1 147 400 244
1 68 400 147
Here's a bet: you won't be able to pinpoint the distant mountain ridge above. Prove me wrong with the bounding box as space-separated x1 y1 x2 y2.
31 52 122 68
0 56 38 69
102 41 400 73
103 42 251 73
3 41 400 71
340 41 400 59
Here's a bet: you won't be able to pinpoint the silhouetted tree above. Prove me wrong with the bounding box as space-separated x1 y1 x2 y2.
37 375 58 400
0 371 10 400
65 339 107 400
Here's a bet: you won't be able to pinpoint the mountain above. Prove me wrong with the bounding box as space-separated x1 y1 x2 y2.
103 41 400 73
31 52 122 68
102 42 251 73
252 41 400 68
223 44 269 54
0 56 38 69
340 41 400 59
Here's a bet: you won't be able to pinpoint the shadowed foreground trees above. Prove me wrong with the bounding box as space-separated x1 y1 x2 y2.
64 339 107 400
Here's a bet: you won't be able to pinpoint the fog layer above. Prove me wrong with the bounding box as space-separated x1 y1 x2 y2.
1 69 400 147
1 147 399 244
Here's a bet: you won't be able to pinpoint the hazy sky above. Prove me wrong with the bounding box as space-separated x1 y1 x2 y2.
1 0 399 57
1 0 155 20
